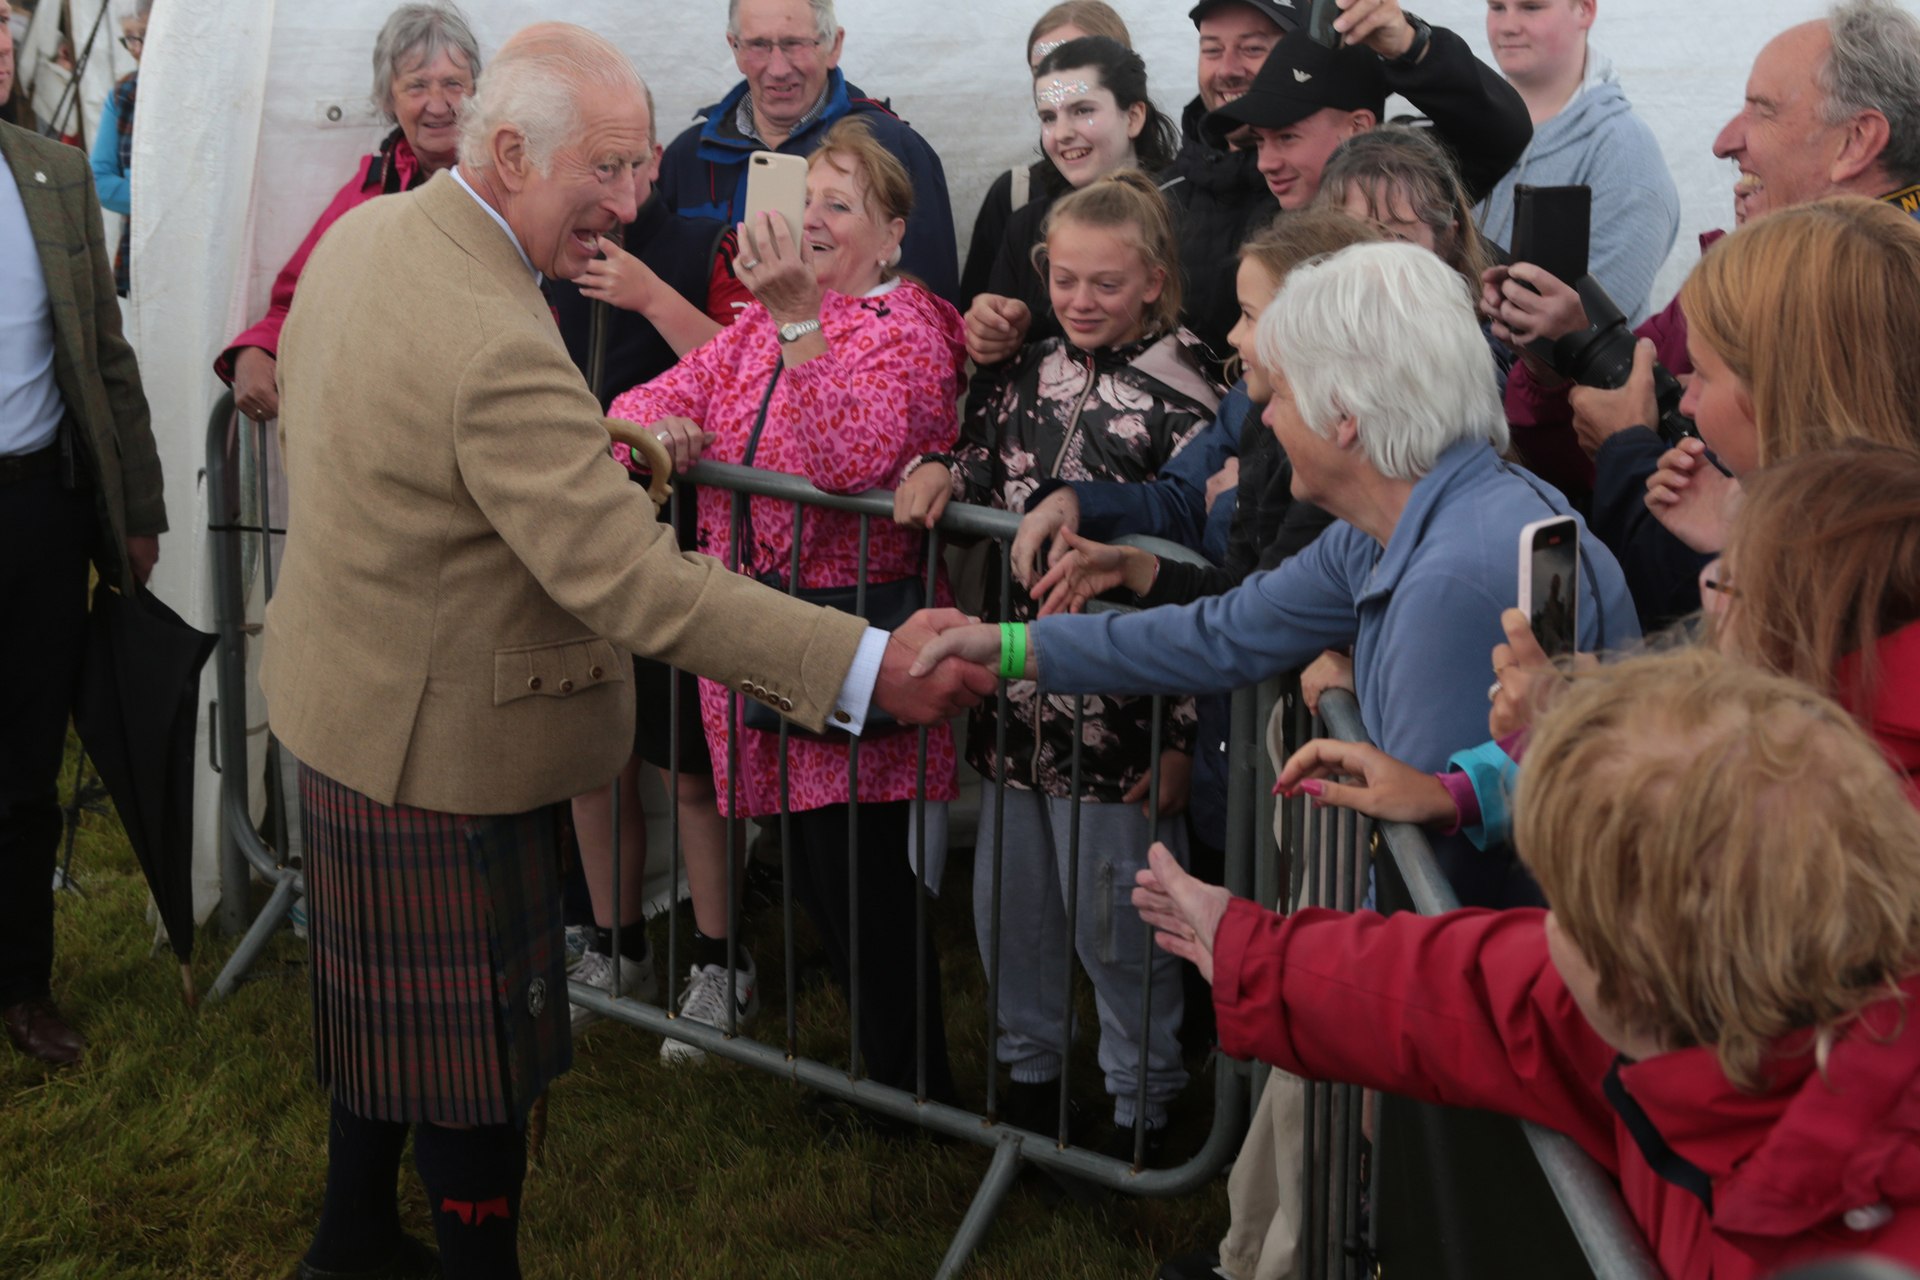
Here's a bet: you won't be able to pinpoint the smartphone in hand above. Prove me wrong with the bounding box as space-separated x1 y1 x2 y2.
744 150 808 253
1518 516 1580 660
1306 0 1343 48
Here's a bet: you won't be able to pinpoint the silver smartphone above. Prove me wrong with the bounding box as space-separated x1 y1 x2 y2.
743 150 809 253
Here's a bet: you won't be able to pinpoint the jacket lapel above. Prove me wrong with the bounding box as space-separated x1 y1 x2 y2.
0 123 89 407
413 170 556 333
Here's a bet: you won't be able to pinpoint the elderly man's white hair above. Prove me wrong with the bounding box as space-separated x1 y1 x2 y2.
1824 0 1920 188
1257 243 1507 483
456 22 644 175
727 0 838 44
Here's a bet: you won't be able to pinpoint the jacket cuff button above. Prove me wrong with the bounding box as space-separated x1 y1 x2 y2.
527 677 542 692
559 679 575 693
834 709 852 724
589 666 605 679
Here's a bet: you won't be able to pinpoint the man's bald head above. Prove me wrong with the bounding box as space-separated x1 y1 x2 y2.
456 21 646 175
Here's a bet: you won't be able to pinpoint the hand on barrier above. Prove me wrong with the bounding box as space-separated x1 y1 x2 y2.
1132 842 1230 985
892 462 952 530
876 608 998 724
1644 436 1739 553
232 347 280 421
1276 738 1455 826
1031 530 1155 617
963 294 1032 367
575 237 665 314
645 416 714 475
1009 486 1079 587
1297 649 1355 717
1122 749 1192 819
1483 263 1590 350
1569 339 1660 458
1205 457 1239 514
1488 608 1594 738
905 619 1006 679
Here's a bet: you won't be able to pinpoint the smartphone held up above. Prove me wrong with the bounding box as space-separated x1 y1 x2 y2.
1518 516 1580 661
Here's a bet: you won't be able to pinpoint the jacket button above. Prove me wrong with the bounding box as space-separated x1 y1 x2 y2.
589 665 604 679
559 679 575 693
528 677 542 692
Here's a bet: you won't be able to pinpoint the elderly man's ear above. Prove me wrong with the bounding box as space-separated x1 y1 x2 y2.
491 127 534 192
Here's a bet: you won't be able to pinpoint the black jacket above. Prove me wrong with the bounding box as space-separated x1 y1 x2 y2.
1157 96 1278 361
1382 24 1534 205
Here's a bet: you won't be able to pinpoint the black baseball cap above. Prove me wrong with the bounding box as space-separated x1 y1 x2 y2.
1201 26 1387 146
1187 0 1302 32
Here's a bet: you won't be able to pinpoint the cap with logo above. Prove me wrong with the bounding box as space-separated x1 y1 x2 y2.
1200 26 1388 147
1187 0 1303 30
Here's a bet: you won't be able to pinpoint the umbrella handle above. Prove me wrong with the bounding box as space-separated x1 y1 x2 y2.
602 420 675 509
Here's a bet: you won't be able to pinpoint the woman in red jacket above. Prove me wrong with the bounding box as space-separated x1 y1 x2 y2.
215 3 480 420
1140 647 1920 1280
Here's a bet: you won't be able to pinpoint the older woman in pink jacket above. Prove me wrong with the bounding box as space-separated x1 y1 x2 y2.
610 118 965 1105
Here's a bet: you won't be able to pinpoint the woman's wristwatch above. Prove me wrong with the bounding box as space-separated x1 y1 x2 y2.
777 318 823 344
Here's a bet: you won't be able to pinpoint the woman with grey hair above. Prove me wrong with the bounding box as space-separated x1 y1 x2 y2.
215 2 480 421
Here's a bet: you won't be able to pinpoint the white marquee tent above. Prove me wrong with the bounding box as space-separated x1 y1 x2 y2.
81 0 1841 925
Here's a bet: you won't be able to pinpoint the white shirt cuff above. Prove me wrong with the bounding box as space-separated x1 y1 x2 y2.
832 627 891 735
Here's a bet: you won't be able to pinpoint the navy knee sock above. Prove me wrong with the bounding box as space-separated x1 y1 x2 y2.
413 1121 527 1280
305 1096 408 1270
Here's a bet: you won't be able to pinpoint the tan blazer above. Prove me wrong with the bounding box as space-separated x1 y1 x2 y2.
261 171 866 814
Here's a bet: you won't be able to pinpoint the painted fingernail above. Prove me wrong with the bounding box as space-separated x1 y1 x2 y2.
1298 779 1325 798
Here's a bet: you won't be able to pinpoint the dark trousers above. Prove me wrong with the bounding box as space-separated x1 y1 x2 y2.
0 460 94 1007
787 799 957 1103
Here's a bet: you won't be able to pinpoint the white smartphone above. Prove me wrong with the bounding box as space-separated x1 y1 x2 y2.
1518 516 1580 659
743 150 809 255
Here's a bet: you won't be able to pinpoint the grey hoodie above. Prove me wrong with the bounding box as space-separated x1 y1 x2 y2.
1477 49 1680 324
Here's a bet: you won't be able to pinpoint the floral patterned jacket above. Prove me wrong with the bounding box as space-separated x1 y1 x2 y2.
940 332 1222 800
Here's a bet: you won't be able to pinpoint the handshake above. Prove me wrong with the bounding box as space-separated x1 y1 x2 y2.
870 609 1020 726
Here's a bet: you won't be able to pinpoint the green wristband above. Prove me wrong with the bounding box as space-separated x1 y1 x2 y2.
997 622 1015 680
1007 623 1028 681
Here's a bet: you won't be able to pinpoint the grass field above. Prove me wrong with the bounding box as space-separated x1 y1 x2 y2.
0 741 1229 1279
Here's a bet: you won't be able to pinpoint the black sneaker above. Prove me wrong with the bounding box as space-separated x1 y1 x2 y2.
999 1077 1086 1145
1104 1119 1167 1168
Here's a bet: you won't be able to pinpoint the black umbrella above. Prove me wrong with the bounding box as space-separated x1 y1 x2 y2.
72 580 217 1004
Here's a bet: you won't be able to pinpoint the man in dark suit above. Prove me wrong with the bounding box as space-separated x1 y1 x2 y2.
0 8 167 1069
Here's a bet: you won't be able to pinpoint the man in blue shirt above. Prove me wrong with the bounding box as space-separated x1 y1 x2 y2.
0 8 166 1068
655 0 960 305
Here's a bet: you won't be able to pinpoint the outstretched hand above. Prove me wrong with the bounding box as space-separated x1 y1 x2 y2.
874 608 998 726
906 620 1006 679
1010 486 1079 587
1131 843 1232 984
1030 529 1155 617
1276 739 1455 826
964 294 1032 366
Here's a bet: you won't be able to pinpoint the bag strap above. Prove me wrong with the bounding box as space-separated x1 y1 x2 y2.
734 362 786 578
1009 164 1030 209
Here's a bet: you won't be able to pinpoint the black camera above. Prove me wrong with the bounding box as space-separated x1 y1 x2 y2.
1507 185 1706 454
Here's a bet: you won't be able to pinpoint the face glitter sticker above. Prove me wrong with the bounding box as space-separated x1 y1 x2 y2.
1036 78 1095 107
1031 38 1069 62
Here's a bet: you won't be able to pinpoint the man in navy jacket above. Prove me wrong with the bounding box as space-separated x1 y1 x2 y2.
656 0 959 305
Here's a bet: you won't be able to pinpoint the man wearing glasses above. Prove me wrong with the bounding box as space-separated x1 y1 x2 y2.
657 0 960 303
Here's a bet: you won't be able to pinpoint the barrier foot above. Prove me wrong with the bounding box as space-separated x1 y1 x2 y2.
934 1132 1024 1280
207 874 300 1002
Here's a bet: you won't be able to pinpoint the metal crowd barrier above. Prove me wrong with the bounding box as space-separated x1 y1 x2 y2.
202 388 1656 1277
1287 685 1662 1280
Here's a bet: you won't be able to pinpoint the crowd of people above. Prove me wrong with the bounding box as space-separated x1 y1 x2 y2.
8 0 1920 1276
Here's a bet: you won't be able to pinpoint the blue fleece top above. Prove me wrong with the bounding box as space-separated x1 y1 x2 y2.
90 87 131 216
656 68 960 305
1067 381 1252 564
1030 440 1640 906
1476 49 1679 325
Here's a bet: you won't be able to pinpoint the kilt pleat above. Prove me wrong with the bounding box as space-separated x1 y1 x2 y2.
299 765 569 1127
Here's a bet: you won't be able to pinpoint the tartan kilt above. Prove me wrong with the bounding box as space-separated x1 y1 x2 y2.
298 764 570 1128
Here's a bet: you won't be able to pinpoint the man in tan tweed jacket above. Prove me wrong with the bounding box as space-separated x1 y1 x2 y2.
260 22 987 1280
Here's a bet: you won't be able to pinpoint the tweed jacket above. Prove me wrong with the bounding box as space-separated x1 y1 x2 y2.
0 119 164 590
261 170 867 815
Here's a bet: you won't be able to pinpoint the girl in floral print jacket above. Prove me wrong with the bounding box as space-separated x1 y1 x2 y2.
897 172 1223 1141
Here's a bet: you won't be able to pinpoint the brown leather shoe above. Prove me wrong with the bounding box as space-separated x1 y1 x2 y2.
2 999 87 1066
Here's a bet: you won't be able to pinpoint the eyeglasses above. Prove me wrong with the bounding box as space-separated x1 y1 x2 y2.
732 36 823 61
120 34 144 52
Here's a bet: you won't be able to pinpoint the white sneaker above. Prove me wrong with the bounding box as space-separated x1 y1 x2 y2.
568 946 659 1033
659 958 760 1064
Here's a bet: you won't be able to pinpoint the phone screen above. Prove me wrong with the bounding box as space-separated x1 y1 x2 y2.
1524 518 1580 659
